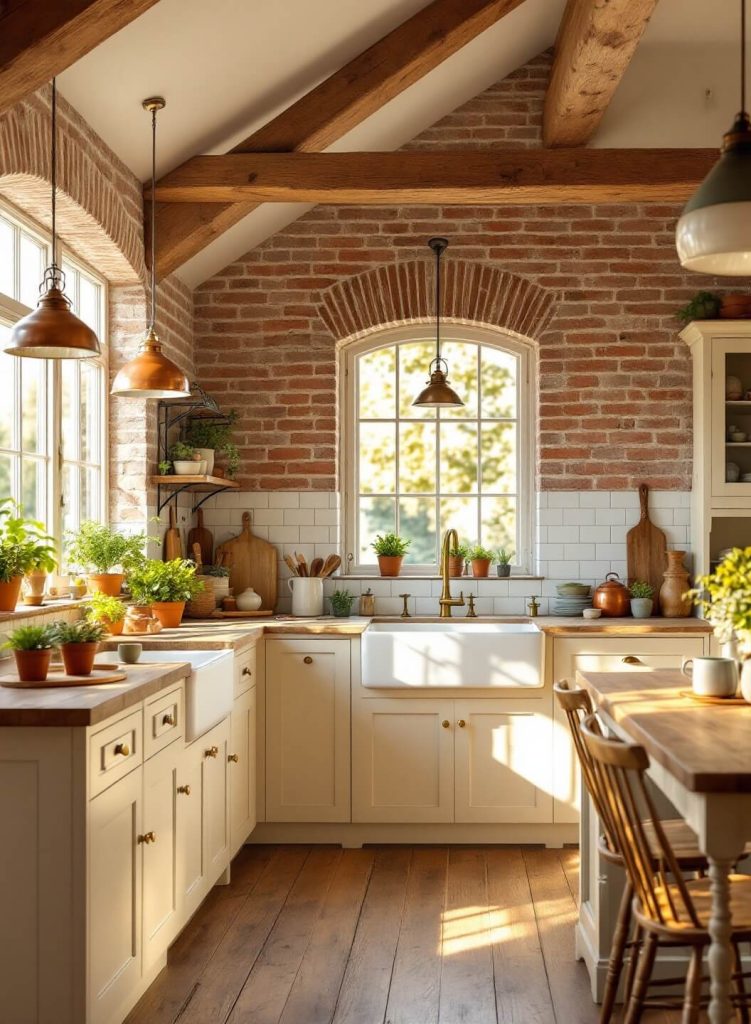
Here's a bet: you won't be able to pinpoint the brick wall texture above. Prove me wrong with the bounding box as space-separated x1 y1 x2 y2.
194 51 744 492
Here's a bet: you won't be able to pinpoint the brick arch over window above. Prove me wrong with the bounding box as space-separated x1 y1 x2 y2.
318 260 555 343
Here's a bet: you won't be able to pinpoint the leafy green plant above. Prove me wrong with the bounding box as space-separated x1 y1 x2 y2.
0 498 57 581
127 558 204 604
449 543 469 558
86 592 126 625
329 589 355 616
688 547 751 649
371 533 411 557
2 624 56 650
184 412 240 478
676 290 721 325
50 619 107 645
629 580 655 599
66 521 150 574
200 564 230 578
158 460 172 475
169 441 198 462
468 544 494 561
495 547 513 566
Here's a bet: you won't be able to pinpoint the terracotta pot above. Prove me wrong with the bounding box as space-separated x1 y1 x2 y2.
104 618 124 636
123 605 162 635
0 575 23 612
151 600 186 629
659 550 692 618
60 642 99 677
377 555 404 577
720 294 751 320
448 555 465 578
23 569 48 599
593 572 631 617
471 558 492 579
13 648 52 683
87 573 124 597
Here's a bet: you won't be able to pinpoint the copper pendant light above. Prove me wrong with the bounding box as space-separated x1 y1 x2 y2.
111 97 190 399
5 81 101 359
412 238 464 408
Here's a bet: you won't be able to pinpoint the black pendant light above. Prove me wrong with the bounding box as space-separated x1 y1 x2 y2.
5 81 101 359
676 0 751 274
111 98 190 399
412 237 464 408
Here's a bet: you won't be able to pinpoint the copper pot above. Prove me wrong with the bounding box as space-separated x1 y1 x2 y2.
592 572 631 617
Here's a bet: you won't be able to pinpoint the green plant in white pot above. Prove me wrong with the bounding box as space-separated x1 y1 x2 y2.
629 580 655 618
184 412 240 479
688 547 751 700
66 522 149 597
169 441 202 476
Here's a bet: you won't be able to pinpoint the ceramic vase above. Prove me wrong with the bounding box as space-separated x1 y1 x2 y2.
659 550 692 618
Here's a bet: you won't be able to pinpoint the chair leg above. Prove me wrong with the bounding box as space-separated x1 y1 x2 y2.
600 879 633 1023
681 946 703 1024
622 922 643 1008
624 931 658 1024
734 940 750 1024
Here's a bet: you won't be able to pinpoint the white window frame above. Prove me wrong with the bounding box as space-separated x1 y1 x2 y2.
341 323 535 575
0 198 108 552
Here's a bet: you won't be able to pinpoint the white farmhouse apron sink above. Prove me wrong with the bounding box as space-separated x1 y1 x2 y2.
361 621 543 689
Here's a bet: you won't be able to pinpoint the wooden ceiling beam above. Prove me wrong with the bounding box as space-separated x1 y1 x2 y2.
150 0 528 279
0 0 161 115
543 0 659 148
147 148 716 205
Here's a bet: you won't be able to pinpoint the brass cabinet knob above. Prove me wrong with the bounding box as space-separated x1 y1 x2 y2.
621 656 643 666
205 745 219 759
441 720 450 729
303 656 313 665
242 666 252 677
228 753 239 763
138 831 156 844
162 713 175 726
114 742 130 757
177 784 191 796
457 719 466 728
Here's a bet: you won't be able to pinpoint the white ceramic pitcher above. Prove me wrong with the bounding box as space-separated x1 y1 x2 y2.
287 576 324 617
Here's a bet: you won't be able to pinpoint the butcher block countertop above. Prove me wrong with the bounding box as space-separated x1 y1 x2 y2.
535 615 712 635
0 661 190 727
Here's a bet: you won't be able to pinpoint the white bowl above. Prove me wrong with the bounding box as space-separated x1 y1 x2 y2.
582 608 602 619
173 460 202 475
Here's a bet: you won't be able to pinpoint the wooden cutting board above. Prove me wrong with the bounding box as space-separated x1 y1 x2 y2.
187 509 213 565
626 483 667 614
163 504 182 561
214 512 278 611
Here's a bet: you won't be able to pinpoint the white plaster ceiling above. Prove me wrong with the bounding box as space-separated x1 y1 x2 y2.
57 0 745 287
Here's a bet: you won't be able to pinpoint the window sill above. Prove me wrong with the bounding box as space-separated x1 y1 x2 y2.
341 574 544 581
0 599 86 624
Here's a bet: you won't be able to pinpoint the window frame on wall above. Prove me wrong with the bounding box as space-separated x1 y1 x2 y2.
341 323 534 575
0 198 108 552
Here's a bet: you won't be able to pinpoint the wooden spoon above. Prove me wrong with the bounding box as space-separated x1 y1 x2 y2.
296 552 308 577
321 554 341 578
192 542 203 571
284 554 299 576
309 557 324 577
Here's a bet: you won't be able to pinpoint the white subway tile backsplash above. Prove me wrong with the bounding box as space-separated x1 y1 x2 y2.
564 543 596 560
299 492 330 508
314 508 338 526
547 525 580 544
253 509 285 527
284 509 316 526
547 491 581 508
539 508 564 526
595 508 626 526
268 493 300 509
578 492 611 508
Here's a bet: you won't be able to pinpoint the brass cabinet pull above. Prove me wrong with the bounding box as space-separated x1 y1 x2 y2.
205 745 219 759
303 656 313 665
621 656 644 666
228 753 239 763
177 784 191 796
242 666 252 677
138 831 156 845
114 742 130 757
457 719 466 728
162 713 175 726
441 720 450 729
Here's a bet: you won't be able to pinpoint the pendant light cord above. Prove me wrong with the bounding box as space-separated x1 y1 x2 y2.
742 0 747 113
149 104 157 332
435 242 441 367
45 78 64 294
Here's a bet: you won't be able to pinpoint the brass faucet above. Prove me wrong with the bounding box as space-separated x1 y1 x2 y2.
439 528 465 618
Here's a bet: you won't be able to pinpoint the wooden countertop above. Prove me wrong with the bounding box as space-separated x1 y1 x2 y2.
579 668 751 793
536 616 712 635
0 661 190 728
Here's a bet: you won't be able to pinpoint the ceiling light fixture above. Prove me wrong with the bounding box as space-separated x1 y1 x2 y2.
5 80 101 359
111 97 190 399
676 0 751 274
412 237 464 408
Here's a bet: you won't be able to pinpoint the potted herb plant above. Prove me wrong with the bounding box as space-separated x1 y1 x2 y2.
200 563 231 602
0 499 57 612
676 290 721 325
86 592 127 636
2 624 56 682
495 548 513 578
184 412 240 479
66 521 149 597
372 533 410 577
51 619 107 677
169 441 202 476
629 580 655 618
447 542 468 579
330 589 355 618
469 544 494 579
688 548 751 700
126 558 204 628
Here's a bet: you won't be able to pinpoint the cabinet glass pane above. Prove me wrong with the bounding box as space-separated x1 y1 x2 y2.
724 351 751 485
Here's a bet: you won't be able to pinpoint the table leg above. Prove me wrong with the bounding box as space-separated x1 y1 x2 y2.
707 855 735 1024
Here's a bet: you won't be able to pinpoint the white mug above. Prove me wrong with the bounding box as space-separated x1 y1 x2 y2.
681 656 738 698
287 577 324 617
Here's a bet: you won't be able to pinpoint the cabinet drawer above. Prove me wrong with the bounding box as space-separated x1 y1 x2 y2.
144 684 184 760
234 647 257 698
89 710 143 798
571 647 704 676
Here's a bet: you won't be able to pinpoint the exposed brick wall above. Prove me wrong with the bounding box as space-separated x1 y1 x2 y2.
194 50 743 492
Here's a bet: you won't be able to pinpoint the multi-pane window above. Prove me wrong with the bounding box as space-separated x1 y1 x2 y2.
345 326 532 572
0 202 107 546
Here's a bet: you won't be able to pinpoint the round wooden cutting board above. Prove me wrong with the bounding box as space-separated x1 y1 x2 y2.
1 664 127 688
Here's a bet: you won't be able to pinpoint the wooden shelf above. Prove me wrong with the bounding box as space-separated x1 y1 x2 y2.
151 475 239 492
726 400 751 407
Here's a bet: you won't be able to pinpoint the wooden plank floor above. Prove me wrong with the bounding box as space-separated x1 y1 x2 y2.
126 845 680 1024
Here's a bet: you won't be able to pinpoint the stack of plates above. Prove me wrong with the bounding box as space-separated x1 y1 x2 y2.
553 582 592 617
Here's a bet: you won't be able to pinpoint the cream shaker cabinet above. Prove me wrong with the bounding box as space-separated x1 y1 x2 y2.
229 683 257 857
265 637 351 822
141 743 181 973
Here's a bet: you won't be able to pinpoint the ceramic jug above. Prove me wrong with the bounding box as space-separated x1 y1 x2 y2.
659 550 692 617
287 576 324 617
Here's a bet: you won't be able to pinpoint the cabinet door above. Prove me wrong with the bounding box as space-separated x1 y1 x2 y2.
711 336 751 498
142 744 180 972
176 741 207 920
202 718 231 883
352 698 454 823
454 700 553 824
266 638 350 822
229 686 257 857
88 766 143 1024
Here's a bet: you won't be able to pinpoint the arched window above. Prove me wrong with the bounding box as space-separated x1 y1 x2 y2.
342 324 533 574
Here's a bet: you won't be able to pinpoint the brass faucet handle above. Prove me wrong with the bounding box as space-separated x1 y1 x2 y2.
466 594 477 617
399 593 411 618
457 591 465 605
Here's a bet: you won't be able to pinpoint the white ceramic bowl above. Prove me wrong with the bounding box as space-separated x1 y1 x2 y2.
582 608 602 619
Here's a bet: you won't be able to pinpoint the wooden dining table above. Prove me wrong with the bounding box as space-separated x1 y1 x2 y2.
579 667 751 1024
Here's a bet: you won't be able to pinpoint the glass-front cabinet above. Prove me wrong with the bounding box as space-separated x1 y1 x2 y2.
711 338 751 498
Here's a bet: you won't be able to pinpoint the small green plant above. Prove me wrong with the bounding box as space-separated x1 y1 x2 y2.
0 498 57 581
169 441 198 462
330 589 355 617
676 290 721 325
629 580 655 599
200 564 230 578
127 558 204 604
86 592 126 625
468 544 494 561
495 547 513 566
66 521 150 574
158 460 172 476
51 619 107 645
2 624 56 650
688 547 751 649
371 533 411 557
449 543 469 559
184 412 240 478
